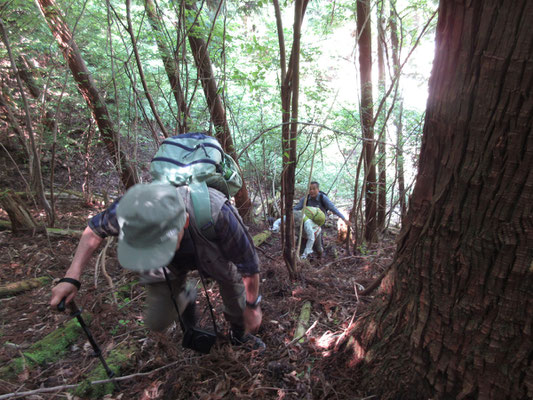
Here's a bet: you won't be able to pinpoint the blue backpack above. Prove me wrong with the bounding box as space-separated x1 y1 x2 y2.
150 132 242 239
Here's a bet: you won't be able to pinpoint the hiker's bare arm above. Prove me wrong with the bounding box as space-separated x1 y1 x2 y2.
50 227 103 307
242 273 262 333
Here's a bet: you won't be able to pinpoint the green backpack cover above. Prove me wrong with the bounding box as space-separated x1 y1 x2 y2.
294 206 326 227
150 132 242 239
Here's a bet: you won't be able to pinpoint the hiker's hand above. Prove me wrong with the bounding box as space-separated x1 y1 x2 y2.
244 306 262 334
50 280 78 309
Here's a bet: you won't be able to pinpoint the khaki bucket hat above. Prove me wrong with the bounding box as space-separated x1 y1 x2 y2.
116 182 186 271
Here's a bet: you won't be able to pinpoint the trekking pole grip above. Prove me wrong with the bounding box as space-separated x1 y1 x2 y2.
57 298 80 314
57 297 66 312
56 278 81 312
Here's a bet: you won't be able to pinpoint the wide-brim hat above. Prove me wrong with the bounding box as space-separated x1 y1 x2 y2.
116 182 186 271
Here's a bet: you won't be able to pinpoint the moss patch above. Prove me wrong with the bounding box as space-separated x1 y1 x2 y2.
0 313 92 381
253 230 272 247
73 343 136 398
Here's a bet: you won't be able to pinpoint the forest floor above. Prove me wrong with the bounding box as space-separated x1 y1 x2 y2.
0 175 396 399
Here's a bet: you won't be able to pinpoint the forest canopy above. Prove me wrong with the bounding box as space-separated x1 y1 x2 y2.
0 0 437 227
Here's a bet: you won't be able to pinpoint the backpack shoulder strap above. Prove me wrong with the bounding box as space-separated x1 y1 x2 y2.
189 181 216 240
318 191 327 210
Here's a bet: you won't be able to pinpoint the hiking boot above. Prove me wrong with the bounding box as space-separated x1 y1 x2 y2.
230 329 266 351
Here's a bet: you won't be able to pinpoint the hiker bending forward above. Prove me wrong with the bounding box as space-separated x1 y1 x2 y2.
294 181 348 256
50 182 264 348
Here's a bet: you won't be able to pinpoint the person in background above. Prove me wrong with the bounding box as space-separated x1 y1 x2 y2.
294 181 349 256
271 206 325 259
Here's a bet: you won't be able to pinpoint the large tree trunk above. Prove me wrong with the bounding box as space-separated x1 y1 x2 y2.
36 0 138 190
184 1 252 220
345 1 533 399
356 0 377 243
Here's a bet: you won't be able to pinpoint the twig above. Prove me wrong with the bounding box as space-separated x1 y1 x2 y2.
318 255 372 270
354 281 360 303
334 309 358 350
254 245 277 261
94 237 117 304
288 319 317 345
0 358 203 400
0 384 79 400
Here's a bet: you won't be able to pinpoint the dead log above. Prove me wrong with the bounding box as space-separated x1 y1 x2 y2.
252 230 272 247
0 219 82 237
0 190 38 234
0 276 50 298
293 300 311 343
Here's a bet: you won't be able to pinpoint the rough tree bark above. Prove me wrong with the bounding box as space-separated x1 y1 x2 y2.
356 0 377 243
36 0 138 190
344 1 533 399
184 1 253 220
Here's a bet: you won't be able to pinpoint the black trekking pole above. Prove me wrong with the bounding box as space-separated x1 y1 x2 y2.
57 298 120 390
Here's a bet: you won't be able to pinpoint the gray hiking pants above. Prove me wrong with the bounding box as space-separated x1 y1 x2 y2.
143 263 246 332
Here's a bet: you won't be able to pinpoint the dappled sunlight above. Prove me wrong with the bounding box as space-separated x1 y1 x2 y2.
348 339 367 368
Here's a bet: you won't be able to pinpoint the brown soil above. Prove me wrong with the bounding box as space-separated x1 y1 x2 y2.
0 192 394 399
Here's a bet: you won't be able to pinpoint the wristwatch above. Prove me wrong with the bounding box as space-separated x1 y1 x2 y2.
246 295 262 309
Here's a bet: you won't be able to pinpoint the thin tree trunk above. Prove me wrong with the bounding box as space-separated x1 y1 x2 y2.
345 1 533 398
395 102 406 220
0 19 52 223
390 0 406 221
274 0 308 278
16 55 41 99
0 83 31 162
184 1 253 220
144 0 190 133
126 0 169 139
35 0 138 190
376 0 387 232
356 0 377 243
